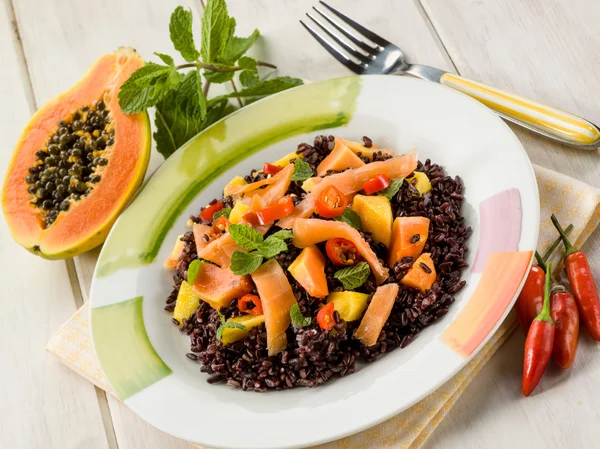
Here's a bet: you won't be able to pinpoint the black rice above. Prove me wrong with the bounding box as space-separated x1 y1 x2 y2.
165 135 471 391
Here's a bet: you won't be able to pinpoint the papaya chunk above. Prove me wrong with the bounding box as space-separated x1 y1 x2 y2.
316 138 365 176
251 259 297 356
288 246 329 298
164 235 184 268
354 283 399 346
388 216 430 267
1 48 150 258
401 253 436 293
191 262 253 309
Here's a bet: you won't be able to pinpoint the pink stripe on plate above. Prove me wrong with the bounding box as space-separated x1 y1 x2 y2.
472 188 522 273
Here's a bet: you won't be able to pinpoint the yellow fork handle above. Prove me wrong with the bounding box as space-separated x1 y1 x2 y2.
440 73 600 149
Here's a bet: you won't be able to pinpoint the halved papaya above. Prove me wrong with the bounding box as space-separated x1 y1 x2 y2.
1 47 151 258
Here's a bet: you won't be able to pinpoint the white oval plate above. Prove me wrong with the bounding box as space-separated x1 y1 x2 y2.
90 76 539 449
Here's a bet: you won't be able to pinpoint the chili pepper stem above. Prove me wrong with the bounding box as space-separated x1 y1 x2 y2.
542 223 573 263
535 262 554 324
551 215 577 257
534 251 546 271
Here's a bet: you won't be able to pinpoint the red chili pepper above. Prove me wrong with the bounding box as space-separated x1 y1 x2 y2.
200 201 224 222
552 214 600 341
238 294 263 315
316 302 336 331
325 238 361 266
550 283 579 369
315 185 348 218
516 265 545 333
263 163 283 175
254 196 294 225
362 174 391 195
522 262 555 397
208 215 230 238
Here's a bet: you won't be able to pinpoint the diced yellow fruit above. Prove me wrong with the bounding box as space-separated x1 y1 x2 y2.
326 291 370 321
163 235 184 268
408 172 432 195
229 201 249 224
221 314 266 345
342 139 393 159
272 151 303 167
224 176 247 196
301 177 321 193
351 194 393 247
173 281 200 322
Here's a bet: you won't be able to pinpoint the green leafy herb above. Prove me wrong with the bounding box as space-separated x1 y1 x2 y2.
333 208 362 230
290 304 312 327
118 63 180 114
119 0 303 159
268 229 293 241
187 259 204 284
379 178 404 200
230 250 264 275
291 158 314 182
228 223 263 250
216 310 246 340
213 207 232 220
256 237 287 258
334 262 371 290
169 7 201 62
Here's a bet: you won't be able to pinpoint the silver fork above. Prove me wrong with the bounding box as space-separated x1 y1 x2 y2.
301 1 600 149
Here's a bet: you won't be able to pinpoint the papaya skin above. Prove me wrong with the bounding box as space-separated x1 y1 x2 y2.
1 48 151 259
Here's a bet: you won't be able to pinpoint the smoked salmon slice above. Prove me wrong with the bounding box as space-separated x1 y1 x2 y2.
192 223 212 252
251 259 298 356
292 218 389 285
316 138 365 176
279 151 417 228
354 283 399 346
243 164 293 206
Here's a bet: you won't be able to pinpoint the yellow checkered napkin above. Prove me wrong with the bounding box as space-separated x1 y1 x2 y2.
46 164 600 449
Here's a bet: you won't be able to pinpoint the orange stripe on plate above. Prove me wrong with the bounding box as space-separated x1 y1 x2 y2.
442 251 532 358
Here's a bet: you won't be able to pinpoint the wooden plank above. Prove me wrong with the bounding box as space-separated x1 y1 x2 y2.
0 0 110 447
419 1 600 448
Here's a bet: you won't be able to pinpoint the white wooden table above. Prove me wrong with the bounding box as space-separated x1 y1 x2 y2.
1 0 600 447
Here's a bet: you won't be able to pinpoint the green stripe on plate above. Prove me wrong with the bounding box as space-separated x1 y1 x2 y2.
91 296 171 399
96 76 362 277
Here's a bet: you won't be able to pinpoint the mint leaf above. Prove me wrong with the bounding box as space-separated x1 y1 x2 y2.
204 64 236 83
290 304 312 327
217 320 246 340
213 207 232 220
187 259 204 284
201 99 236 131
239 70 259 87
154 70 207 158
334 262 371 290
169 6 201 62
238 56 257 70
291 158 314 181
221 29 259 64
268 229 293 241
380 178 404 200
230 250 263 275
118 63 179 114
154 52 175 66
201 0 233 63
256 237 287 258
229 224 263 250
334 208 362 230
227 76 303 98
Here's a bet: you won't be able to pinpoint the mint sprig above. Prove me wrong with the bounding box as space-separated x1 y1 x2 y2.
334 262 371 290
216 310 246 340
333 208 362 230
213 207 232 220
118 0 303 158
228 225 293 275
291 158 314 182
380 178 404 200
290 304 312 327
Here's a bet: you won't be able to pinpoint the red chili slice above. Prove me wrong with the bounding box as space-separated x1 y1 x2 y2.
207 215 231 240
255 196 295 225
315 185 347 218
363 174 391 195
263 163 283 175
317 302 336 330
238 294 263 315
325 238 361 266
200 201 224 222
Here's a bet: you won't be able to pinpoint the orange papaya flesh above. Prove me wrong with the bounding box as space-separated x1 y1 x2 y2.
401 253 437 293
316 138 365 176
191 262 254 309
388 216 430 267
1 47 151 259
287 246 329 298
